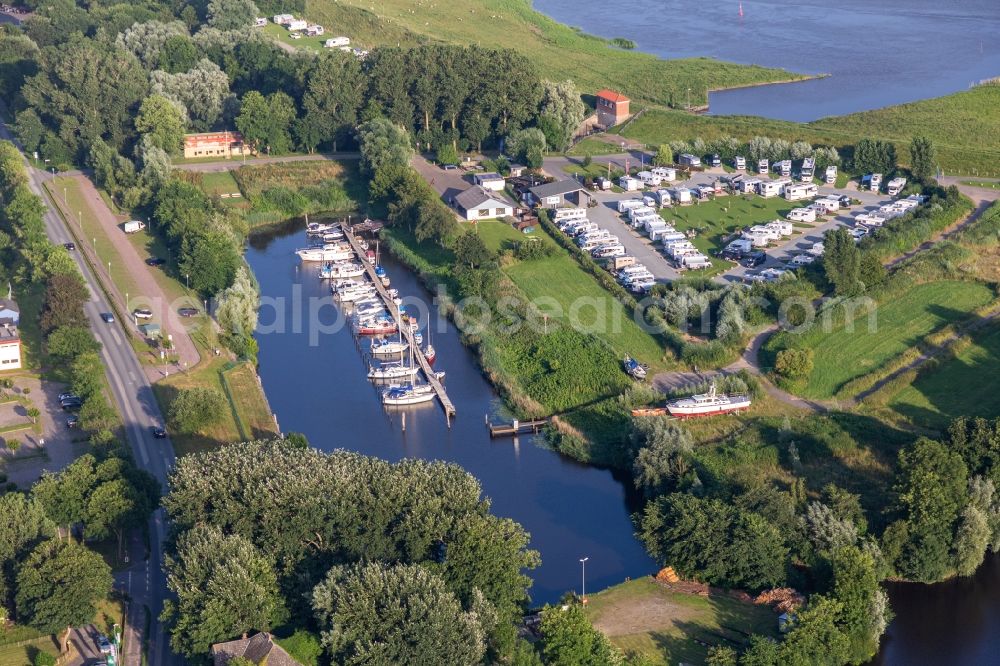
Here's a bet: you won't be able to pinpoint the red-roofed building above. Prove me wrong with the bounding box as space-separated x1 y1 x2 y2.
183 131 251 159
595 89 631 128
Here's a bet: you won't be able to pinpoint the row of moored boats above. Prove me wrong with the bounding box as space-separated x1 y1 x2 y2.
297 220 443 406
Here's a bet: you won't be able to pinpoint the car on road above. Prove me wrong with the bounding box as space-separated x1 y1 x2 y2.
152 426 167 439
100 312 115 323
66 414 80 428
178 307 199 317
145 257 166 266
442 164 458 171
63 242 75 250
97 635 113 655
133 308 153 319
742 251 767 268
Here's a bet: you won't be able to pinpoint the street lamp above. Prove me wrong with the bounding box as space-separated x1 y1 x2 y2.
579 557 589 603
185 273 189 289
77 210 82 230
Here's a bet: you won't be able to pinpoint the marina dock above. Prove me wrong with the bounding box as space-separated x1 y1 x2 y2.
487 418 550 438
342 224 457 420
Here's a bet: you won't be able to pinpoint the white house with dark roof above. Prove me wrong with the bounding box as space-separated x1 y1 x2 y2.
454 186 515 221
473 172 506 191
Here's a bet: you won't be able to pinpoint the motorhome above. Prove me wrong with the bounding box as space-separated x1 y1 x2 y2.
740 178 761 194
637 171 662 188
617 199 645 214
825 165 838 184
765 220 793 236
644 219 668 236
758 158 769 175
778 160 792 177
757 181 782 198
570 222 599 236
678 153 702 168
651 166 677 182
681 253 713 270
813 197 841 214
593 243 626 258
628 205 657 221
783 183 819 201
870 173 883 192
577 229 610 244
693 184 714 200
619 176 642 191
287 19 308 31
553 207 587 222
734 155 747 170
887 177 907 196
254 17 268 27
666 241 700 261
655 230 686 244
653 189 673 207
595 177 612 191
787 207 817 223
800 157 815 181
671 188 693 204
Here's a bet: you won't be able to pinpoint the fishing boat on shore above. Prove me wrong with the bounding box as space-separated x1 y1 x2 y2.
623 354 648 380
665 382 751 418
382 383 435 406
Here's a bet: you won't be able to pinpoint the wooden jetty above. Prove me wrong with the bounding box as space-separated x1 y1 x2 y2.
342 225 456 420
487 418 550 438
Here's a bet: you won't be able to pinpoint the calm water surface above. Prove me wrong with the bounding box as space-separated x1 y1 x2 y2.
534 0 1000 120
246 224 655 604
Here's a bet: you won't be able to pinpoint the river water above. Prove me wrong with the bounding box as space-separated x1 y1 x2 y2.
533 0 1000 121
245 223 655 604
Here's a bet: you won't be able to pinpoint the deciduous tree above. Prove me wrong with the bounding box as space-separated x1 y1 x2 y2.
15 539 112 634
135 95 186 152
909 136 936 181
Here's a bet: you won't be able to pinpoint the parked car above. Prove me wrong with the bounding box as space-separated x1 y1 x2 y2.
58 392 78 401
838 195 852 208
720 248 743 261
710 154 721 167
62 401 82 412
66 414 80 428
742 251 767 268
63 242 75 250
145 257 166 266
442 164 459 171
133 308 153 319
101 312 115 323
97 636 113 655
60 395 81 406
152 426 167 439
178 307 199 317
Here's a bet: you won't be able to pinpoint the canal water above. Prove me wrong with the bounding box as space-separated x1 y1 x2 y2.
245 223 656 604
533 0 1000 121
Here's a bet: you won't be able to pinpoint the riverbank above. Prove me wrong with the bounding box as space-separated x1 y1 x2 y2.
291 0 807 107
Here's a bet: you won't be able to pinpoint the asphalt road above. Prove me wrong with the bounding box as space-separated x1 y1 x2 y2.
0 125 179 666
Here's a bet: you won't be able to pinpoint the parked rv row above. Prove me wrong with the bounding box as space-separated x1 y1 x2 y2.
851 194 925 230
553 208 626 260
616 200 712 271
861 173 908 196
729 155 836 184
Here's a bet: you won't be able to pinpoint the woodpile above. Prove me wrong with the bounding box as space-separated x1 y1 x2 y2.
754 587 806 614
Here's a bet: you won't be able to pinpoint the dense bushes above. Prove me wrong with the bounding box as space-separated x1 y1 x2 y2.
861 185 971 260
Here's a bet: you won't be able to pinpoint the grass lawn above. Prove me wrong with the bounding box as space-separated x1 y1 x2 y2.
659 195 805 274
221 361 279 440
504 226 667 368
199 170 243 197
152 357 244 456
301 0 804 107
793 281 994 399
619 86 1000 175
584 577 779 666
473 219 529 252
961 180 1000 189
891 323 1000 429
567 137 629 157
0 636 59 666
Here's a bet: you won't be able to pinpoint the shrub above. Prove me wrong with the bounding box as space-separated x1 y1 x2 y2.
775 348 814 379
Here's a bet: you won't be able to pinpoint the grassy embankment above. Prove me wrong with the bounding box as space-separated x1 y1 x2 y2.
383 219 671 456
584 577 780 666
612 85 1000 175
299 0 806 107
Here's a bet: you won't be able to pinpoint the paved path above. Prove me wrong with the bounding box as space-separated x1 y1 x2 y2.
173 152 359 173
63 175 200 370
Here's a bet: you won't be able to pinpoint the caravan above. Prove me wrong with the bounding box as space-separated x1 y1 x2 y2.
671 188 693 204
787 207 817 223
619 176 642 191
617 199 645 214
784 183 819 201
651 166 677 182
637 171 662 188
553 207 587 223
757 181 782 198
